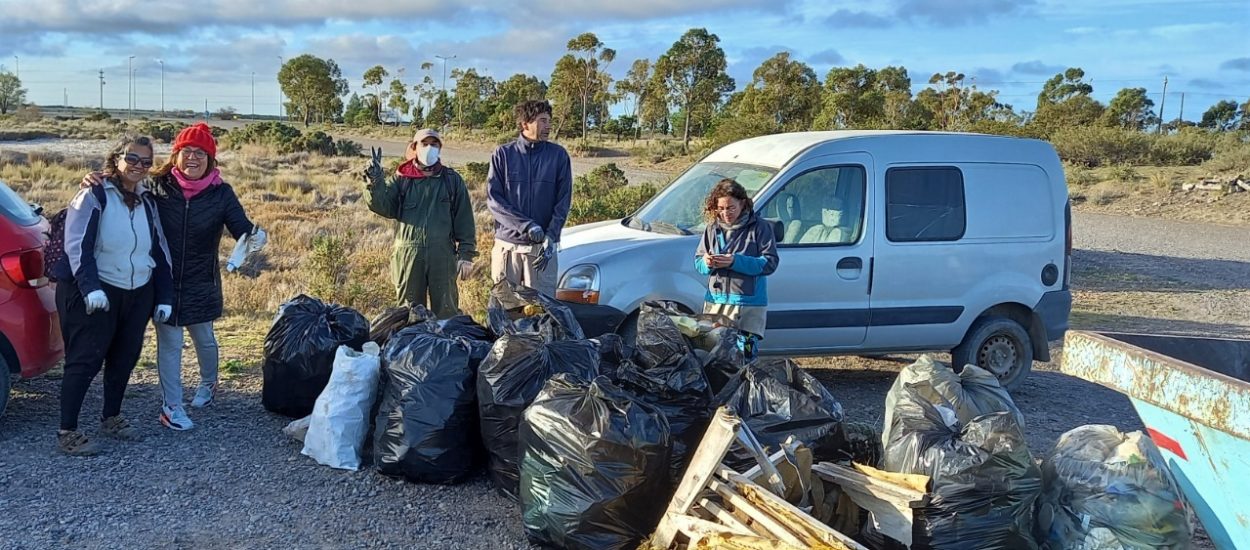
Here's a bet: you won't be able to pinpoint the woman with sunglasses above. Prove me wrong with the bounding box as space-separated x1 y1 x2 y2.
83 123 265 431
53 135 175 455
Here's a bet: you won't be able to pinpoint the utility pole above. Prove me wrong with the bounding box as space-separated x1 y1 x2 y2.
128 55 135 119
1178 92 1185 126
98 70 105 110
1157 76 1168 134
434 54 456 93
157 59 164 115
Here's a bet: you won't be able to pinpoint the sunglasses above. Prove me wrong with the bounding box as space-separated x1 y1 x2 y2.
123 153 155 168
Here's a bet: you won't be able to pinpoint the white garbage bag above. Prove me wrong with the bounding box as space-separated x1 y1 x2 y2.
302 342 382 470
283 415 311 442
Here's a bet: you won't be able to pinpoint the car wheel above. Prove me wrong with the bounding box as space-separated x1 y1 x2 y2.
951 316 1033 392
0 354 11 419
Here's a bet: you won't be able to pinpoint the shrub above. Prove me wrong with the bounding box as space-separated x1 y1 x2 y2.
1107 164 1140 182
574 163 629 195
1148 129 1217 165
1050 126 1151 167
705 114 775 153
222 121 357 156
461 161 489 188
568 183 658 226
85 110 111 121
133 120 179 143
335 139 363 157
1064 164 1098 187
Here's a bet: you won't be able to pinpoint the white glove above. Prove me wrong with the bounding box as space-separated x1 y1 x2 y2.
457 260 473 281
154 304 172 322
84 290 109 314
226 227 267 273
247 227 267 254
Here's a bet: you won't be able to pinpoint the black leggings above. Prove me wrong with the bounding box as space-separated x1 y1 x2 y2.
57 281 154 431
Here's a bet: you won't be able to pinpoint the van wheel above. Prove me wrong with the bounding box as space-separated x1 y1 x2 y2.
0 355 11 419
951 316 1033 391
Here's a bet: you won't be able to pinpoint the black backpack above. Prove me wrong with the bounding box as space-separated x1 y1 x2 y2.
44 185 108 283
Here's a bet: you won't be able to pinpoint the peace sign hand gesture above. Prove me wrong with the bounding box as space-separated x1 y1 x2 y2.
362 146 385 185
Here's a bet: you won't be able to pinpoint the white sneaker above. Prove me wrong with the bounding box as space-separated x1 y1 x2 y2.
191 382 217 408
159 404 194 431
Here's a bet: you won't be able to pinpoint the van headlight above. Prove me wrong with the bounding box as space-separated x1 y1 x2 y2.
556 264 601 304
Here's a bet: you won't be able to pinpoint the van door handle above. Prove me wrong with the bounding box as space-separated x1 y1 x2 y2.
837 257 862 270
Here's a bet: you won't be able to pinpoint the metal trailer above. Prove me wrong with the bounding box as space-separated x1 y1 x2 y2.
1062 330 1250 550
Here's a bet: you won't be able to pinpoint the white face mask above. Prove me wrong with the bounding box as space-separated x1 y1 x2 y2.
416 145 440 167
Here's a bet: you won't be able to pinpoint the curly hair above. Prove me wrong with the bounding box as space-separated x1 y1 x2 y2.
514 100 552 131
703 178 753 222
103 135 154 179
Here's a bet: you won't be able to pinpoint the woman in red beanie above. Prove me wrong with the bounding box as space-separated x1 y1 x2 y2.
83 122 266 431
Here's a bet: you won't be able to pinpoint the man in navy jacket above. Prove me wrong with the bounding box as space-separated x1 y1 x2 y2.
486 100 573 295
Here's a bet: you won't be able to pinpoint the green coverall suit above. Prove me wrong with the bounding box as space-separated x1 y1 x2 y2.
364 167 477 318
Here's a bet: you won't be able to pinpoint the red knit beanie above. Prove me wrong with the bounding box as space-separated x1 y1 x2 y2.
173 122 217 158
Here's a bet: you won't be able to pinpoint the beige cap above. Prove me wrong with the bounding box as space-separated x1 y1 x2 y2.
411 128 442 145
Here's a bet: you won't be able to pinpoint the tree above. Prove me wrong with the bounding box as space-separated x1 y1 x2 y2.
615 59 653 139
278 55 349 127
362 65 389 125
562 33 617 140
1030 68 1103 135
1240 98 1250 131
602 115 637 141
1102 87 1157 130
653 28 735 153
451 68 495 129
490 73 548 131
343 93 373 126
735 52 820 132
426 90 453 129
1199 99 1239 131
913 71 1008 131
811 64 912 129
0 71 27 115
388 78 410 125
410 104 425 128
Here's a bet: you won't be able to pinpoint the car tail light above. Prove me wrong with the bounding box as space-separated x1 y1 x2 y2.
1 249 48 289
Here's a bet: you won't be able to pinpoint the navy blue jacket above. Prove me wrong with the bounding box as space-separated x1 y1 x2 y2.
486 136 573 245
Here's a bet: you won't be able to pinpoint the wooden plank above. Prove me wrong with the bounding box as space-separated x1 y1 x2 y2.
1236 179 1250 193
735 426 787 496
669 513 743 541
693 533 809 550
813 463 927 547
653 407 742 548
852 463 930 494
708 478 808 547
740 449 786 481
698 498 761 537
725 471 870 550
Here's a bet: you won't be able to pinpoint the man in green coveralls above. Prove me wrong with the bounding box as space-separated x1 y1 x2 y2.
363 129 477 318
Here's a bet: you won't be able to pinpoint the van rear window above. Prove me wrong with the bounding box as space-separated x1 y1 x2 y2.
0 181 40 226
885 167 966 242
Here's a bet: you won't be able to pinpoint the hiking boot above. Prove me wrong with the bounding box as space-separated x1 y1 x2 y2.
101 416 142 441
58 430 101 456
190 381 218 408
159 404 194 431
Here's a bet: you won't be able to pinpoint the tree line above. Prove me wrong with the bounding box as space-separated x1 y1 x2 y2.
268 28 1250 152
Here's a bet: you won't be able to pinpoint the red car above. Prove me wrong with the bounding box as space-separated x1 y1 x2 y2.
0 179 63 418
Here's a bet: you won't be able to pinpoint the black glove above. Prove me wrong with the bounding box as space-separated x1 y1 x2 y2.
362 147 384 185
526 224 546 244
531 240 556 271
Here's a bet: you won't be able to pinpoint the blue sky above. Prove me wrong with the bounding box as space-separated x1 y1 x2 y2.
1 0 1246 120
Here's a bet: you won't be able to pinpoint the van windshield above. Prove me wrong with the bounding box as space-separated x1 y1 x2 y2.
626 162 776 235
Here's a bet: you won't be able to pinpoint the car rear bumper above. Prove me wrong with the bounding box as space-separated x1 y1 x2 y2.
560 301 628 339
0 284 63 378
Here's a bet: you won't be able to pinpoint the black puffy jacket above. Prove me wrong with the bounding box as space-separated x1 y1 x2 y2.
150 174 254 326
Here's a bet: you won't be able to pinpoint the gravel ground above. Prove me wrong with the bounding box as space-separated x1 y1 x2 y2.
3 136 1243 547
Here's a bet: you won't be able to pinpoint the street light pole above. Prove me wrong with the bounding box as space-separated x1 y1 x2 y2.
157 59 164 115
276 55 284 121
434 54 456 94
128 55 135 119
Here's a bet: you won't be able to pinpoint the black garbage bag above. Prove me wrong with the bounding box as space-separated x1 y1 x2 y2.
477 333 600 500
368 304 435 346
592 333 630 372
634 301 692 369
373 323 481 484
882 384 1041 550
262 295 370 418
611 358 711 484
520 374 671 550
882 355 1024 452
720 359 849 468
438 314 493 370
486 280 584 341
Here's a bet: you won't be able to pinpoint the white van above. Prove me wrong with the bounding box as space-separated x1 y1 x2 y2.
555 131 1071 389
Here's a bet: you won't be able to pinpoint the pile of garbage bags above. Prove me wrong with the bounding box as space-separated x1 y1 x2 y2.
1036 425 1192 549
722 359 849 469
881 356 1041 549
262 295 370 418
520 374 671 550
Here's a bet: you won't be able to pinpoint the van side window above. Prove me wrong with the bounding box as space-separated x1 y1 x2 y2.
885 167 966 242
761 165 866 246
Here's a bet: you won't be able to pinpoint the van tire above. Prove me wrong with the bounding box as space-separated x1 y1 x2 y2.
0 354 11 419
951 316 1033 391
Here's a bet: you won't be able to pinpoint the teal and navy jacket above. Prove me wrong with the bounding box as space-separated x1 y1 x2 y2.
694 210 779 306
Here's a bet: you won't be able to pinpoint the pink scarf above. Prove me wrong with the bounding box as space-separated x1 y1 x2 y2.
171 167 223 200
